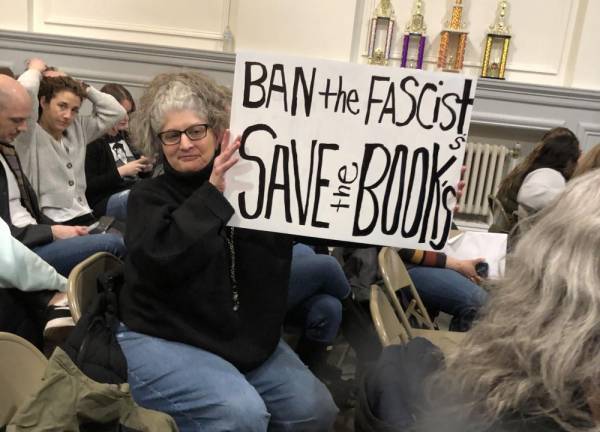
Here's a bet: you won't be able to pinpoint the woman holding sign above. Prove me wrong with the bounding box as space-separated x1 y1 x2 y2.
116 72 338 432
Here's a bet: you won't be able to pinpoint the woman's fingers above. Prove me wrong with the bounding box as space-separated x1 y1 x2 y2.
216 134 240 165
220 129 231 153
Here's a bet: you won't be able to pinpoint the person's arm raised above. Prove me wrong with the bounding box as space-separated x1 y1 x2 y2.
80 84 127 144
13 58 46 160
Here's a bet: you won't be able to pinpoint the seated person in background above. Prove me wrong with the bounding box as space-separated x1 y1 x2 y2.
0 70 126 277
572 142 600 178
399 248 487 331
490 127 580 237
14 57 126 226
288 243 349 376
334 246 486 332
0 218 72 349
85 84 154 222
287 243 381 408
116 71 337 432
368 169 600 431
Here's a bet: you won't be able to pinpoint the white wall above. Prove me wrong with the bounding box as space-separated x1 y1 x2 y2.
569 0 600 90
0 0 598 91
233 0 358 62
356 0 599 89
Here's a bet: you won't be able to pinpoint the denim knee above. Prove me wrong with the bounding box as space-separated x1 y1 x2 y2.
207 390 270 432
270 382 338 431
94 233 126 258
304 294 343 343
135 380 270 432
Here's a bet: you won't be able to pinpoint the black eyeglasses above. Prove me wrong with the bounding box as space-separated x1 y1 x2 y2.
157 123 211 146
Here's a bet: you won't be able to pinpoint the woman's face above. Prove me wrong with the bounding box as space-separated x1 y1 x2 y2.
159 109 217 173
107 99 132 136
40 90 82 136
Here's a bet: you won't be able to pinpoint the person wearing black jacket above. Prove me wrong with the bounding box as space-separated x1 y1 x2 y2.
85 84 153 221
116 72 338 432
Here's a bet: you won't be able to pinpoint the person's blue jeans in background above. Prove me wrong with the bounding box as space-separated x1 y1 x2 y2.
116 324 338 432
407 266 487 331
33 233 126 277
287 243 351 343
105 190 130 222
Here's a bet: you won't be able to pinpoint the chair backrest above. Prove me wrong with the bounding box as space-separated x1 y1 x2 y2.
369 284 408 346
488 194 515 234
378 247 436 338
67 252 123 323
0 332 48 425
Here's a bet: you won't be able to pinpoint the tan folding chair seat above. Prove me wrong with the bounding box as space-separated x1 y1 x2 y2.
67 252 123 323
0 332 48 425
377 247 465 356
410 328 464 355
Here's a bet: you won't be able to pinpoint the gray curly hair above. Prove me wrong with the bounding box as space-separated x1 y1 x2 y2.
129 71 231 156
427 168 600 431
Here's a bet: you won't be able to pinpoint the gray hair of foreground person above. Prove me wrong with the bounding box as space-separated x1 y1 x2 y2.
425 168 600 432
129 72 231 156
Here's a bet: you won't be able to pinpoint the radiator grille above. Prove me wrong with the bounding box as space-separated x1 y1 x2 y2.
458 142 519 219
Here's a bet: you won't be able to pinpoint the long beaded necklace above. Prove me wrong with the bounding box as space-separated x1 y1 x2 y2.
225 226 240 311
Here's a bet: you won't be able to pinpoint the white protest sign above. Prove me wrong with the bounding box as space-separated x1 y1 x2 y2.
225 51 477 250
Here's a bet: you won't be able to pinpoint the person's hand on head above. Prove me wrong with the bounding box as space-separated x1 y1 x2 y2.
209 130 240 193
42 67 66 78
26 58 47 73
51 225 88 240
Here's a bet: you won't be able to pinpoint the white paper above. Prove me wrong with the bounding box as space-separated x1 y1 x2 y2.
443 231 507 278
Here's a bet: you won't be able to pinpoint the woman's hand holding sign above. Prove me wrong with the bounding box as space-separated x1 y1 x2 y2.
210 130 240 193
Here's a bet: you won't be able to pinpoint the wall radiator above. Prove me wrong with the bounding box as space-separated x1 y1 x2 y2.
457 142 520 220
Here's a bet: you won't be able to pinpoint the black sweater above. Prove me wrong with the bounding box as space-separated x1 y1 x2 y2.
85 132 150 217
119 161 294 372
0 151 54 247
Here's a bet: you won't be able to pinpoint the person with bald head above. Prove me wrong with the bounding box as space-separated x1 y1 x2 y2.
0 74 31 144
0 71 125 278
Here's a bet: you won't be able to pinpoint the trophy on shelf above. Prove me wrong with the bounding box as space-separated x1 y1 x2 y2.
367 0 396 65
437 0 469 72
481 0 512 79
400 0 427 69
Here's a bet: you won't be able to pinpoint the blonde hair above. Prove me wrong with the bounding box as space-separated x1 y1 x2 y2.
129 72 231 156
431 169 600 431
573 144 600 178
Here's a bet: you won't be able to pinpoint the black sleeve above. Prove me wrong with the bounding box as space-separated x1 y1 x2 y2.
85 139 123 198
9 222 53 248
125 181 234 275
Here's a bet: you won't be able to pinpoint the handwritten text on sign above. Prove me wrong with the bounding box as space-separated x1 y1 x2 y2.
226 52 477 250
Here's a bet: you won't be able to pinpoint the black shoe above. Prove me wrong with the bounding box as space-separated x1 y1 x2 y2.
323 375 357 410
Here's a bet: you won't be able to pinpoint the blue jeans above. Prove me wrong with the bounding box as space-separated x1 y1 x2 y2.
105 190 130 221
287 243 351 343
33 233 126 277
408 266 487 331
116 325 338 432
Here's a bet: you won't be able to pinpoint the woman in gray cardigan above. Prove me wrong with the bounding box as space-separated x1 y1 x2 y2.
14 57 126 226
